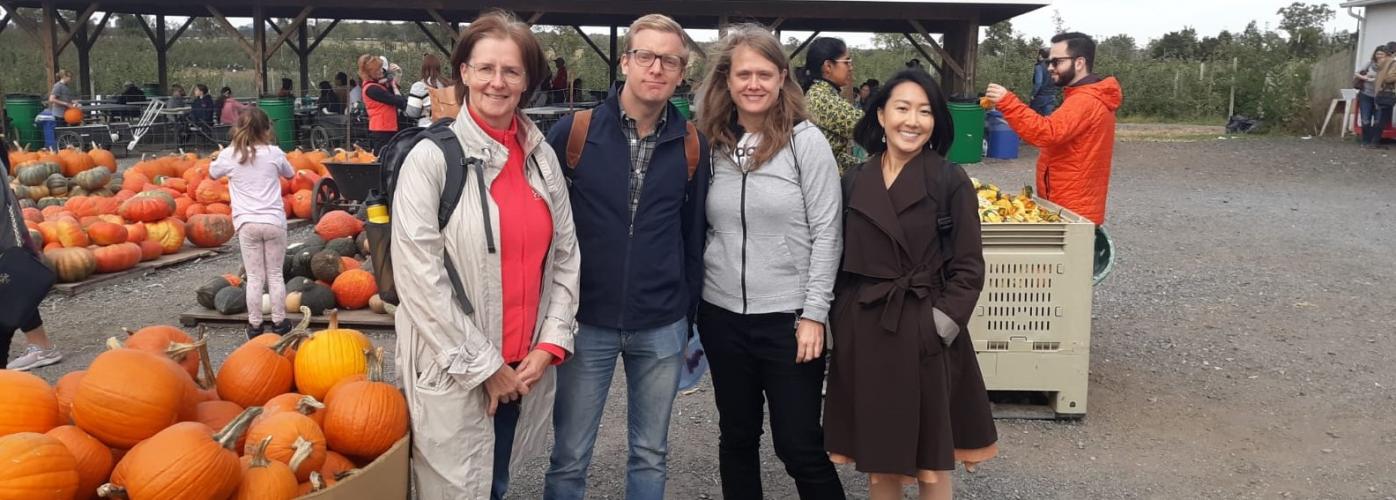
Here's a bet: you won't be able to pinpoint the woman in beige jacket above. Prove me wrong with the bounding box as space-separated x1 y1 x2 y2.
390 12 580 499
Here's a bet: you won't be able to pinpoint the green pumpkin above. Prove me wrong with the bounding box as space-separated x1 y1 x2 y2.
45 174 69 196
17 198 36 210
299 283 336 315
68 186 89 197
355 232 370 257
196 276 233 310
214 285 248 315
285 276 313 294
74 168 112 191
310 250 344 282
37 197 65 209
91 187 114 198
17 162 59 186
325 237 358 258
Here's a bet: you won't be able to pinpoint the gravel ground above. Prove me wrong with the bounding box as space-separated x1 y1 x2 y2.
9 133 1395 499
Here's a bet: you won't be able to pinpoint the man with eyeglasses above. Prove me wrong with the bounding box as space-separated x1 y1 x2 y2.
984 32 1123 226
542 13 711 500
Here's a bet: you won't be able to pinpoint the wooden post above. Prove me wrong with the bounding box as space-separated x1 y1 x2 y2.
609 25 618 84
41 0 57 90
1228 56 1237 118
156 15 167 95
76 20 90 96
298 22 310 95
254 4 266 95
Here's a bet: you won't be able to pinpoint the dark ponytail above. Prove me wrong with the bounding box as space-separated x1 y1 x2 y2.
800 37 847 91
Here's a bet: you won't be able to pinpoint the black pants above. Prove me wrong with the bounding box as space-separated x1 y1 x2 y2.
697 301 845 500
369 130 396 156
2 308 42 364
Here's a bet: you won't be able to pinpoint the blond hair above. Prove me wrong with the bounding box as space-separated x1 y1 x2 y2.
229 107 274 164
696 24 807 171
626 14 693 60
54 69 72 80
357 54 384 85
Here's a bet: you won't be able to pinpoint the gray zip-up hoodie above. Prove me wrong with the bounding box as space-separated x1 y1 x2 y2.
702 120 843 323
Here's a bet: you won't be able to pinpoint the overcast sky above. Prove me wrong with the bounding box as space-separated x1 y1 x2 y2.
687 0 1360 47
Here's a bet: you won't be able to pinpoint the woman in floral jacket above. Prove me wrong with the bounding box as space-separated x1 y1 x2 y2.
800 37 863 174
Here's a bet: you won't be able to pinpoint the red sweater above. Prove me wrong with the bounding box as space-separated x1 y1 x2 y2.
469 106 565 365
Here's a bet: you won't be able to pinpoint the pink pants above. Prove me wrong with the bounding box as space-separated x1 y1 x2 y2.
237 223 287 325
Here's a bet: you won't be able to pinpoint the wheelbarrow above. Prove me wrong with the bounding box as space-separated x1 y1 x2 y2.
1093 225 1115 285
311 161 382 223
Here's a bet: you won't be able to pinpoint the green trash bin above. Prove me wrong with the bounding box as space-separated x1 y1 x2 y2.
141 84 162 99
4 94 44 149
258 97 296 150
669 97 691 120
947 101 985 165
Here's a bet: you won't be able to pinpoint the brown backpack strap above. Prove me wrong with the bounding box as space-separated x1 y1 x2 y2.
683 121 700 181
565 109 593 169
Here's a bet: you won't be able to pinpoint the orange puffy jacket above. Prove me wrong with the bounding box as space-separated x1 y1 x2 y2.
998 76 1122 225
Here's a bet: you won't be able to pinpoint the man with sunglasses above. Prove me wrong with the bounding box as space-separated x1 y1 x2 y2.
985 32 1123 226
542 13 711 500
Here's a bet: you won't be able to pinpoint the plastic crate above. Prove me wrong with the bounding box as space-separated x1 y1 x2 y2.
972 198 1094 417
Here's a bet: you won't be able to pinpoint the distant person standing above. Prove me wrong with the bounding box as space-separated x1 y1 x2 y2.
405 53 449 127
986 32 1122 226
42 70 80 150
277 78 295 99
800 37 862 174
1356 46 1391 149
346 79 362 114
358 54 407 153
333 72 351 106
218 87 249 126
1030 48 1057 116
550 57 570 103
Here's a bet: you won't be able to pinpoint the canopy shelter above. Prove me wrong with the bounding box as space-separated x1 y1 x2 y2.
0 0 1046 101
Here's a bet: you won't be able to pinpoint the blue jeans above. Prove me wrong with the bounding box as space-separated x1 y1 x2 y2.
544 318 687 500
38 113 57 150
490 399 521 500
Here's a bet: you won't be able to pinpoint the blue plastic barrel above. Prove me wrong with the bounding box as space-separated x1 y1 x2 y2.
985 110 1019 160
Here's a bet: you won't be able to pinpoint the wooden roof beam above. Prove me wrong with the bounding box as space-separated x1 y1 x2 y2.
305 18 339 54
413 20 450 57
571 25 612 67
908 19 964 80
0 3 41 41
206 5 258 62
54 3 95 53
265 6 313 59
425 9 456 41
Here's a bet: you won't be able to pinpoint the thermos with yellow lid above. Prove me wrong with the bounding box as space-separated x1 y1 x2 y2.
364 189 389 223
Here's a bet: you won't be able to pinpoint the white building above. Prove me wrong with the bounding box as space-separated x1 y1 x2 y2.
1344 0 1396 69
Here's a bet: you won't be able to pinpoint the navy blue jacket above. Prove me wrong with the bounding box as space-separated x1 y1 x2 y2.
545 88 710 330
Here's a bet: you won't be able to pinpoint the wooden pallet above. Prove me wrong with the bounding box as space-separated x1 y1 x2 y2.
50 246 233 296
179 307 395 330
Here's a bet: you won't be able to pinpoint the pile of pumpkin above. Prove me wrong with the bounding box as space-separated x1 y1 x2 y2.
0 311 409 499
197 210 391 318
7 144 119 208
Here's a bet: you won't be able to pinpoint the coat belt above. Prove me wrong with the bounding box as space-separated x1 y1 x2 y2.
856 267 943 333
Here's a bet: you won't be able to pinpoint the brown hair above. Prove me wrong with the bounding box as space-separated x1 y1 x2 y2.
229 107 274 164
448 11 547 107
696 24 808 170
54 69 73 80
420 53 448 87
357 54 383 86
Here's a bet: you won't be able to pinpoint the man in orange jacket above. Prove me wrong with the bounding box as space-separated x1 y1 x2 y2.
985 32 1122 225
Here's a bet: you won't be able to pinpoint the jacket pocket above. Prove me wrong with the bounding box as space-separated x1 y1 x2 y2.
745 233 800 300
412 356 456 396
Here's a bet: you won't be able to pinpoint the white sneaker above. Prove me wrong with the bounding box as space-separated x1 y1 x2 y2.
7 345 63 371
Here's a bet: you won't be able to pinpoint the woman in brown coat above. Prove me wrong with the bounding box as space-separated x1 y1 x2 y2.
823 69 997 500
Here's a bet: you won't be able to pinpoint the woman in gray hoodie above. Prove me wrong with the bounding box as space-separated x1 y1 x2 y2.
693 24 845 500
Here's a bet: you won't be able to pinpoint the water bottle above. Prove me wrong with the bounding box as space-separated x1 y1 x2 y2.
364 189 389 224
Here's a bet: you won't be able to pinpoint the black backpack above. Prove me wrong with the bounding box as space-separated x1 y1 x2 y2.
841 156 958 270
367 118 494 315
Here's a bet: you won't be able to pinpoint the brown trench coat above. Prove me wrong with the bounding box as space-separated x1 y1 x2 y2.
823 150 998 477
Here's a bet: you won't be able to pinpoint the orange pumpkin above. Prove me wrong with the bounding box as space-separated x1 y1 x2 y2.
322 347 407 459
283 194 295 216
185 203 208 219
250 332 298 365
64 107 84 125
113 189 137 202
235 436 300 500
172 195 195 220
318 450 355 481
206 202 232 216
86 221 129 246
291 171 321 193
257 393 326 428
244 411 327 482
124 222 148 242
55 217 90 248
93 242 143 273
195 179 229 204
216 327 304 408
101 408 259 500
79 214 124 229
315 210 364 240
292 309 373 400
331 269 377 310
21 207 43 224
137 239 164 261
88 146 117 173
120 171 149 193
296 471 330 496
54 371 85 424
47 425 114 499
0 432 80 499
186 214 235 248
36 220 59 246
144 217 186 254
46 247 98 282
0 369 61 434
119 192 176 223
124 325 202 380
292 190 313 219
58 146 95 176
71 348 189 448
155 176 188 192
195 400 246 452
